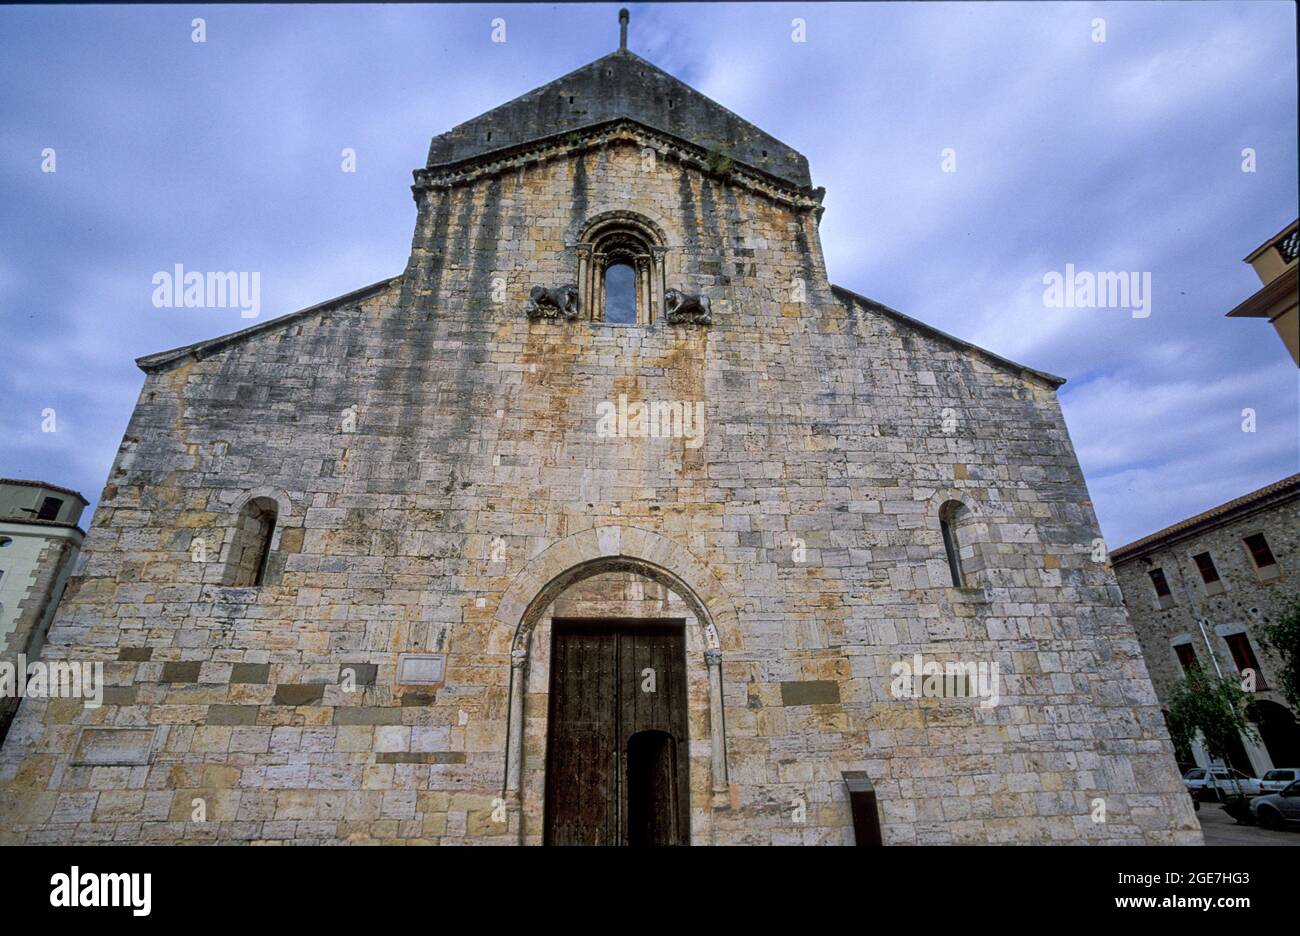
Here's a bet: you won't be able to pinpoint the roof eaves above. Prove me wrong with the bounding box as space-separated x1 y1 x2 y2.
1225 265 1299 318
0 516 87 535
417 117 822 205
830 284 1066 388
0 478 88 502
1110 474 1300 562
135 275 402 374
615 50 809 177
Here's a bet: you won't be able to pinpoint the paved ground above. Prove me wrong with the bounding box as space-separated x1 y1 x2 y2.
1196 801 1300 845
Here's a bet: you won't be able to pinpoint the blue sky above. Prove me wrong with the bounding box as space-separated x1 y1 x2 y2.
1 2 1296 547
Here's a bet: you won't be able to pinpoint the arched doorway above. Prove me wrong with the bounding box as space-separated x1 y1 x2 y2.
493 525 742 845
1250 700 1300 769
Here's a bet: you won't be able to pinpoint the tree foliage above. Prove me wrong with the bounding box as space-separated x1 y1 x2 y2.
1259 595 1300 709
1165 666 1258 774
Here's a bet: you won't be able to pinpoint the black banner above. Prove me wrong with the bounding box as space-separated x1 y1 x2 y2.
8 844 1286 922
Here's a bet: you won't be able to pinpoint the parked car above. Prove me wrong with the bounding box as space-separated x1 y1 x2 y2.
1183 767 1262 800
1249 780 1300 830
1259 768 1299 793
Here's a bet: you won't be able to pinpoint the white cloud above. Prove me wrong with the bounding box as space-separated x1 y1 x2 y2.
0 2 1295 547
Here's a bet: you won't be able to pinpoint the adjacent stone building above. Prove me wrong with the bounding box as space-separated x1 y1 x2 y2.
0 479 89 745
0 21 1200 845
1111 474 1300 776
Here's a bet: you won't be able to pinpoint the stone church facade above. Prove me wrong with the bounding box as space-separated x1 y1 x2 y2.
0 33 1200 845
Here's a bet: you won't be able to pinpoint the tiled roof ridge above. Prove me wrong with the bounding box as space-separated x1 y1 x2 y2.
1110 473 1300 561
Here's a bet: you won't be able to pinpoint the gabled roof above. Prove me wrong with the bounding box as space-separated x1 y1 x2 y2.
1110 474 1300 563
135 276 402 373
425 48 812 190
831 285 1066 388
135 277 1062 386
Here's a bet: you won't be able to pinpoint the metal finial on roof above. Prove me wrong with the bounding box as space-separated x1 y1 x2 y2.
619 9 629 50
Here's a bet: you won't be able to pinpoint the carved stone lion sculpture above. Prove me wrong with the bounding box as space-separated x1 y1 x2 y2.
525 284 579 320
664 288 712 325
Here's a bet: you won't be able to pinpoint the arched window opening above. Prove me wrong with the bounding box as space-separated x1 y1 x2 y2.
939 500 965 588
604 262 637 323
576 212 666 324
224 497 278 587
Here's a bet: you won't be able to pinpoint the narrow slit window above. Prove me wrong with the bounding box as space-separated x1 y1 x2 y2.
1148 568 1172 599
940 514 964 587
253 514 276 586
1174 643 1199 674
225 497 279 587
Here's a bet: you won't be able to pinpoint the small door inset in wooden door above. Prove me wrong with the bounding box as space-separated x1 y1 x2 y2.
544 619 689 846
626 730 679 846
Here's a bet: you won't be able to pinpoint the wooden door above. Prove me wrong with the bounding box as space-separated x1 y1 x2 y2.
544 619 689 846
544 623 619 845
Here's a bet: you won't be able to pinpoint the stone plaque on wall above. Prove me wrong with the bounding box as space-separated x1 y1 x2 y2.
779 680 840 706
72 728 158 766
396 653 447 685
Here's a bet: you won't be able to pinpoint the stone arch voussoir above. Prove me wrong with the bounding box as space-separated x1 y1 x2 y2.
493 525 741 656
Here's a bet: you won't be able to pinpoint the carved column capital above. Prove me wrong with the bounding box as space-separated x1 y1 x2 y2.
510 647 529 668
704 648 723 667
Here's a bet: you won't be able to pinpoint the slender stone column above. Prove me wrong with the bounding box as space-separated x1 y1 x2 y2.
705 647 728 802
651 246 669 322
593 252 608 321
575 244 592 320
635 255 651 325
505 646 528 807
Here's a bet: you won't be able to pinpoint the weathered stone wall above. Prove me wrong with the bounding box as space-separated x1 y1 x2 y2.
1113 495 1299 769
0 138 1199 845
